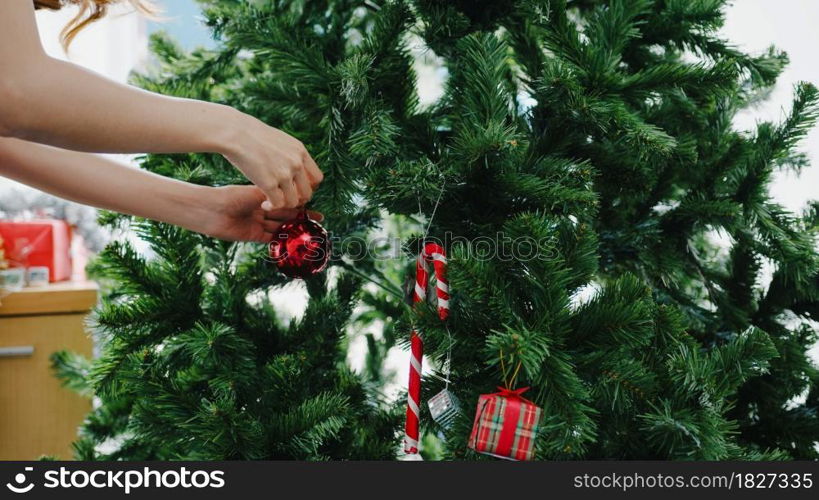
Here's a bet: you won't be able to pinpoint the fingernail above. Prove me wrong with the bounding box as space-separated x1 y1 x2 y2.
261 200 273 211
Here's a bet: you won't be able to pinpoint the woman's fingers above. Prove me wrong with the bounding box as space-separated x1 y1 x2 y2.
305 210 324 221
261 187 286 210
260 171 313 210
263 208 298 220
303 152 324 187
279 179 300 208
262 220 283 233
221 118 325 211
294 170 312 204
262 208 324 222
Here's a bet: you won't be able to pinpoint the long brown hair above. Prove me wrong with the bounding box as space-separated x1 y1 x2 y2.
34 0 157 49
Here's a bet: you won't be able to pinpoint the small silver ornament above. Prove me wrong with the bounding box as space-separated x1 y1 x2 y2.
428 388 461 429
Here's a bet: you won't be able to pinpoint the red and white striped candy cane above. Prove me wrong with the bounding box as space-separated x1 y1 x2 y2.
404 242 449 455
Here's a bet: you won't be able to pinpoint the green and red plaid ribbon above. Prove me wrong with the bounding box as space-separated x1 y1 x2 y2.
468 386 541 461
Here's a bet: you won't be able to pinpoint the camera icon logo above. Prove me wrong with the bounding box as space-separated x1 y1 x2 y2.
6 467 35 494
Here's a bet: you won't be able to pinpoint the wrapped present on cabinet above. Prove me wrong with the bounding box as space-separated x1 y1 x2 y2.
0 220 72 283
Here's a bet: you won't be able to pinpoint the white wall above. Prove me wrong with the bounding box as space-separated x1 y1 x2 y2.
722 1 819 363
723 0 819 214
36 4 149 81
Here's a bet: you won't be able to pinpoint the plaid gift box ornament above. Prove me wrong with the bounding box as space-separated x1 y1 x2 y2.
468 386 542 461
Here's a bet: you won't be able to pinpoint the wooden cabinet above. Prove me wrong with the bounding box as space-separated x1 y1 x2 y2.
0 282 97 460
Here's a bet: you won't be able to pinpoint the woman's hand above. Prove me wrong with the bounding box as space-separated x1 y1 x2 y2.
0 138 321 245
198 185 324 243
220 113 324 211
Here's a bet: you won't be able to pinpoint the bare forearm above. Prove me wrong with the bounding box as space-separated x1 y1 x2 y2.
2 55 239 155
0 137 210 230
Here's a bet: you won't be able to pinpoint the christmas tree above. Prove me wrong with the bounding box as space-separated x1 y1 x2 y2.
365 0 817 460
55 0 818 460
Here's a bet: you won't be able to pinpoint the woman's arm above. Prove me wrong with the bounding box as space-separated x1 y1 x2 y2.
0 0 322 209
0 137 319 242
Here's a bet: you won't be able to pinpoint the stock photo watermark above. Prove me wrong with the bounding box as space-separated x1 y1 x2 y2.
262 231 558 264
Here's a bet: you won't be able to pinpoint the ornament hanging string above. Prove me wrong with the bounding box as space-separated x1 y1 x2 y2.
499 348 523 391
426 325 455 388
420 180 445 243
444 326 454 389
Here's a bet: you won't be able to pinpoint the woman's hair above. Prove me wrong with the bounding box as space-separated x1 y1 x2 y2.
34 1 156 49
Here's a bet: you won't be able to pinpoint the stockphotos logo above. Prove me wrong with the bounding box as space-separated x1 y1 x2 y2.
6 467 35 494
6 466 225 495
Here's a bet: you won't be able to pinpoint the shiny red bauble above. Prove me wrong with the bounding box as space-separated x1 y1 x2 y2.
268 211 331 279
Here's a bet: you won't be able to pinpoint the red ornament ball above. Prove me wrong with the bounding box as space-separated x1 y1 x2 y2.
269 211 331 279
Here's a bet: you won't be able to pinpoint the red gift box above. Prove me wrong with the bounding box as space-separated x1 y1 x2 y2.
0 219 72 282
468 387 542 461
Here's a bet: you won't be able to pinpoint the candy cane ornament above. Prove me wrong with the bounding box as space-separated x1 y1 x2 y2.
404 242 449 455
